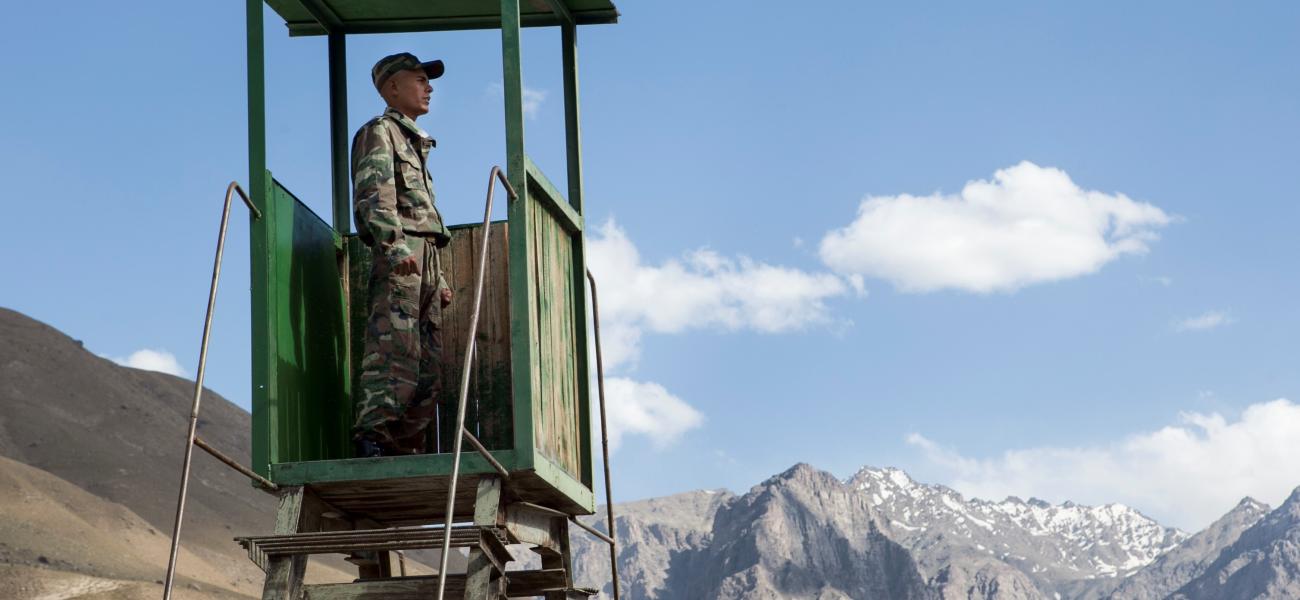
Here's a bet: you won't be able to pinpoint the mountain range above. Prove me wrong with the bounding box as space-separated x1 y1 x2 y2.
570 463 1300 599
3 306 1300 599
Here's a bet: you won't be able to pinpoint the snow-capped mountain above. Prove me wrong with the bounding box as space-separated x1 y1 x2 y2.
849 466 1187 597
569 462 1293 600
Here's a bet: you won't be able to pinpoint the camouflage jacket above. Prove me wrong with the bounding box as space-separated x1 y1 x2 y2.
351 107 451 265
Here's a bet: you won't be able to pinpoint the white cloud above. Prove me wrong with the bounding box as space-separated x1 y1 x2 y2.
586 221 854 451
522 87 547 119
588 220 853 369
1175 310 1233 332
908 399 1300 530
603 378 704 450
109 348 188 377
819 161 1172 293
485 83 547 119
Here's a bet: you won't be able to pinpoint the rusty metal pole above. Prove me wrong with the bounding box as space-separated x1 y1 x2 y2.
192 436 278 492
436 167 515 600
586 269 621 600
162 183 260 600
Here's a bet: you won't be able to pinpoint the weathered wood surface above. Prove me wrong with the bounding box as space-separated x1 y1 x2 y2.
302 470 589 526
261 487 322 600
300 570 568 599
504 503 563 555
460 476 502 600
348 223 513 454
527 178 583 479
237 524 499 556
302 577 476 600
438 222 514 452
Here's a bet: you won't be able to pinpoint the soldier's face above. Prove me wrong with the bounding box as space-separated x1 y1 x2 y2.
387 69 432 118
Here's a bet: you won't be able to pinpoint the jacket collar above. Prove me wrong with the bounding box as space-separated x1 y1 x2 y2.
384 107 435 148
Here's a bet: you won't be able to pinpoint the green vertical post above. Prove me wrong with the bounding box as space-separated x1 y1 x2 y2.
247 0 274 478
561 23 584 214
327 32 350 234
327 32 353 427
501 0 535 464
561 22 594 486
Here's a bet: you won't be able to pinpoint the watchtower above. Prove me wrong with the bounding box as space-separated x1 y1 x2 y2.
228 0 620 598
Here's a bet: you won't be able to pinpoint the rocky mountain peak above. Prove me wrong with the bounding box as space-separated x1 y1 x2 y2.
1280 486 1300 514
1168 488 1300 599
847 464 1186 597
1236 496 1268 511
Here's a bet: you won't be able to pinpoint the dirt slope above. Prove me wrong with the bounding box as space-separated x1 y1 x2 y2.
0 307 356 597
0 454 255 597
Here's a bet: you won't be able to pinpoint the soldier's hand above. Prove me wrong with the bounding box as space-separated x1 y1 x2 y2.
394 257 419 276
440 288 453 308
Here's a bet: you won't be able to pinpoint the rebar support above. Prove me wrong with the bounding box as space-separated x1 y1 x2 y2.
162 182 260 600
587 269 622 600
436 166 516 600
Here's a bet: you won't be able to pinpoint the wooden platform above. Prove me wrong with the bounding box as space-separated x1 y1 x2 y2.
236 524 513 574
301 571 594 599
242 477 600 600
288 471 587 526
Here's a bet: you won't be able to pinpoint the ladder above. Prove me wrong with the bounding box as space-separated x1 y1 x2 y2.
239 479 596 599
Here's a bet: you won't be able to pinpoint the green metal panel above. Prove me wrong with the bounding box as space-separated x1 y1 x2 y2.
251 180 352 472
263 0 618 36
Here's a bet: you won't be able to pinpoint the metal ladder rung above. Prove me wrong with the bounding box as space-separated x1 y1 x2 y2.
237 525 504 558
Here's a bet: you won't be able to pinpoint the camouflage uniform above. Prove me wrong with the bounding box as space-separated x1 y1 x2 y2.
351 105 452 452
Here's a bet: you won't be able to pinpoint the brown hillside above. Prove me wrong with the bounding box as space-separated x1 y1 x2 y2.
0 307 355 596
0 453 253 598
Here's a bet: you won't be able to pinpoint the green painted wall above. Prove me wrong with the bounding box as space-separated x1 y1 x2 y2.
251 179 352 475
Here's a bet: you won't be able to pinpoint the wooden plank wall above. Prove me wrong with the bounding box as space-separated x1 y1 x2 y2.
528 182 584 478
347 223 513 454
437 222 514 452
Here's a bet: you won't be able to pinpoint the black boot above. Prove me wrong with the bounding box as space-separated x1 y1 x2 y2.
354 437 386 458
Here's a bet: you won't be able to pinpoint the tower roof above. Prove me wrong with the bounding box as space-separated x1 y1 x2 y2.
265 0 619 36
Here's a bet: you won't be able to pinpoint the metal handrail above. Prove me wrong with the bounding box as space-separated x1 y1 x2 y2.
162 182 261 600
587 269 622 600
436 166 517 600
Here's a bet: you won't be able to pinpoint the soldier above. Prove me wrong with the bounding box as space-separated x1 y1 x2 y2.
351 52 453 458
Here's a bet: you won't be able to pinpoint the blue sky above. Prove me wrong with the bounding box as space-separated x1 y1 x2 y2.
2 1 1299 530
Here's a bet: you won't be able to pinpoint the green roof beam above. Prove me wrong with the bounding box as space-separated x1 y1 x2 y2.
282 10 617 37
296 0 344 32
542 0 574 26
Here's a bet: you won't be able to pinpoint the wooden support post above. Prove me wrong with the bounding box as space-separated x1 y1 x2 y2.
346 550 393 579
463 476 504 600
261 486 322 600
542 518 575 600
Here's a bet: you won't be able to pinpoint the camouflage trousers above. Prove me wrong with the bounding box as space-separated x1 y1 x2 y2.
353 235 444 452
